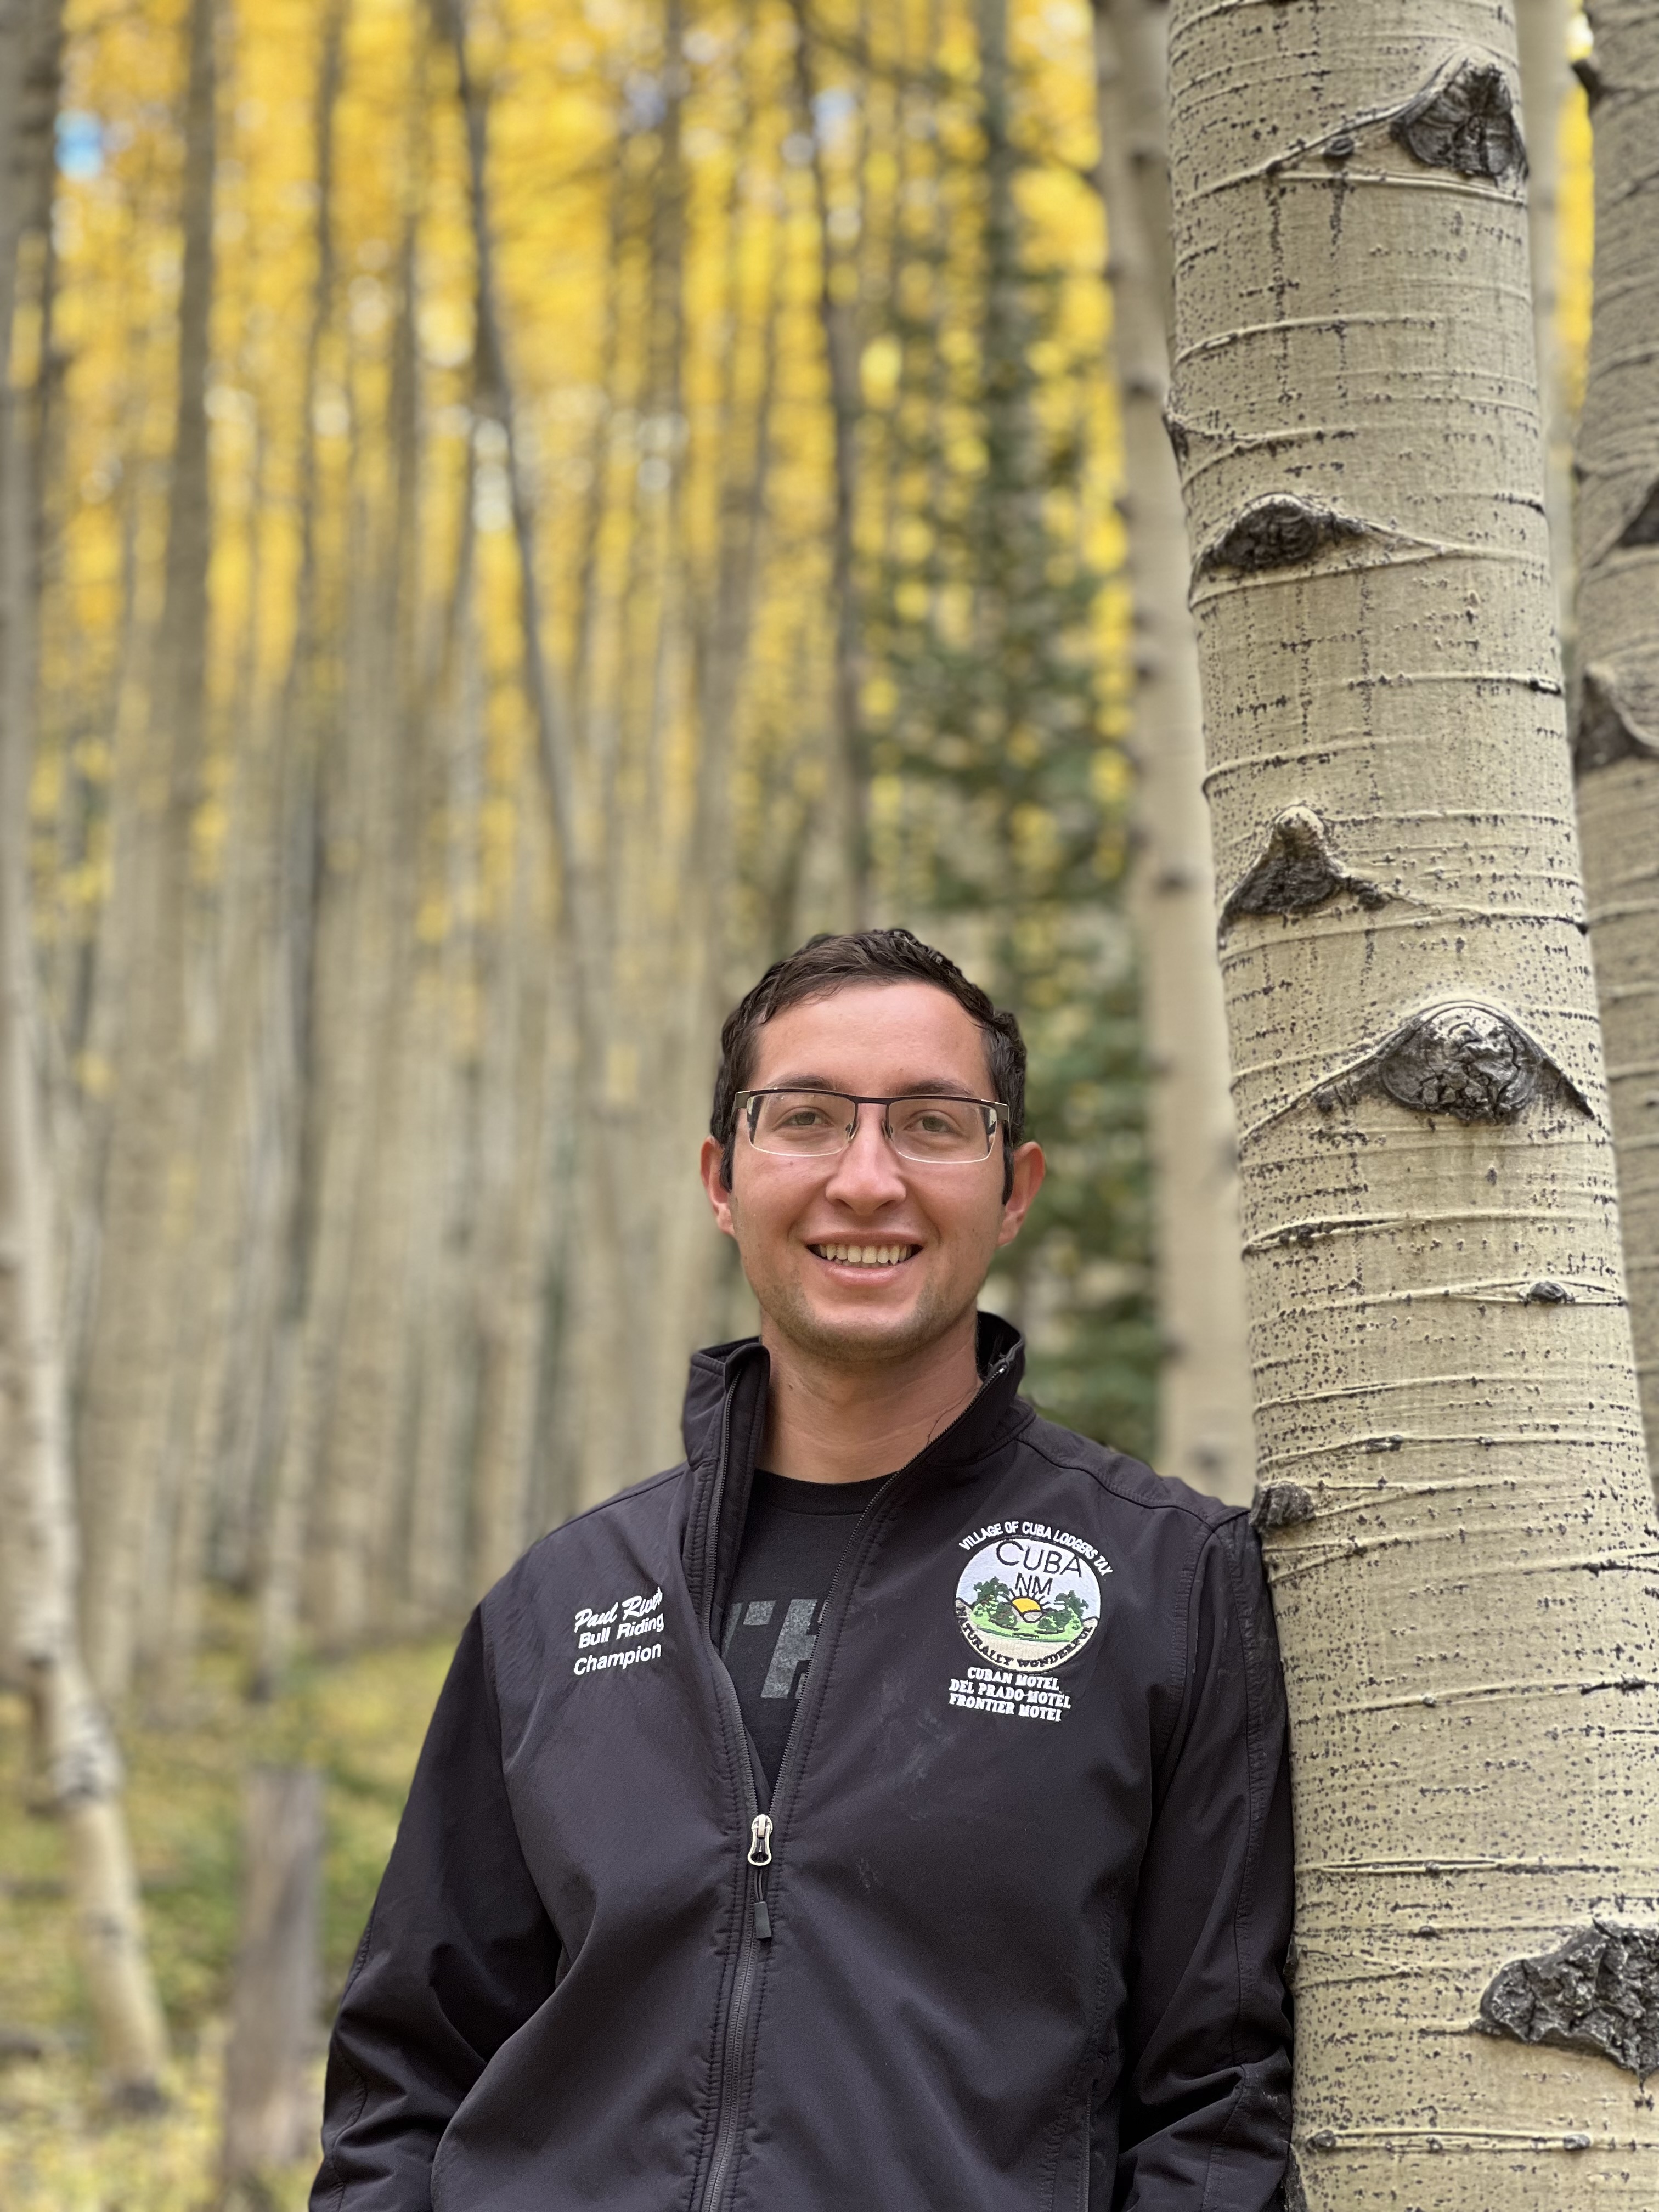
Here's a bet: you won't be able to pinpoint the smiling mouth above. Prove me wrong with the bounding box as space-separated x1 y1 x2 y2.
809 1242 921 1268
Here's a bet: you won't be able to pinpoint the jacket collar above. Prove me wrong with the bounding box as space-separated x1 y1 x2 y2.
680 1310 1028 1472
680 1313 1030 1627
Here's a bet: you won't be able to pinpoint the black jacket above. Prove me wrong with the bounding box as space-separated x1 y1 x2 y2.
313 1319 1293 2211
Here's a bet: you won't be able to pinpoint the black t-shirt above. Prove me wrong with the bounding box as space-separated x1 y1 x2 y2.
722 1471 890 1791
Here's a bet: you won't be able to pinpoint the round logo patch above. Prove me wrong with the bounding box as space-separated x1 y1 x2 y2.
956 1531 1102 1672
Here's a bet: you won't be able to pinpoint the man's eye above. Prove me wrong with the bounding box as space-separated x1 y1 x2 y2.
779 1109 830 1128
899 1104 970 1135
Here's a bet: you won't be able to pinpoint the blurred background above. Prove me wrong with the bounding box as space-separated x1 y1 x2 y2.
0 0 1592 2200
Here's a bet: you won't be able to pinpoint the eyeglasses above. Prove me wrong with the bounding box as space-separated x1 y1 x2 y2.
735 1088 1010 1165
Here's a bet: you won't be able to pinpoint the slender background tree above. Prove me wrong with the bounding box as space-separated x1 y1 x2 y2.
0 0 169 2106
1572 0 1659 1480
1090 0 1252 1502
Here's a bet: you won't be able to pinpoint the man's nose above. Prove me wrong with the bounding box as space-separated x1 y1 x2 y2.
821 1107 909 1210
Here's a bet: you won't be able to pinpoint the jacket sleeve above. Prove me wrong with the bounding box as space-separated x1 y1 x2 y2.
1114 1513 1294 2211
311 1605 561 2210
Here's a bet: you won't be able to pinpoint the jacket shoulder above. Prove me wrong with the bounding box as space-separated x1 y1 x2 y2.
1018 1412 1250 1536
484 1462 689 1607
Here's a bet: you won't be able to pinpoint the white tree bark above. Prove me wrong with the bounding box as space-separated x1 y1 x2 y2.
1166 4 1659 2204
314 166 427 1647
791 0 868 925
219 1767 322 2185
1516 0 1576 652
0 0 167 2103
1572 0 1659 1482
251 0 349 1694
470 806 555 1598
1092 0 1253 1504
76 0 217 1703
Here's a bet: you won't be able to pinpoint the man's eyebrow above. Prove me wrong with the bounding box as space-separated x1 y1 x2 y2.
758 1074 984 1097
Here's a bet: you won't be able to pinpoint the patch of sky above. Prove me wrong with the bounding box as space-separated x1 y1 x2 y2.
57 111 103 181
812 86 859 145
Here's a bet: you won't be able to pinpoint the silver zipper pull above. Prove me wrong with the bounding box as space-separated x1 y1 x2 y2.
747 1814 775 1940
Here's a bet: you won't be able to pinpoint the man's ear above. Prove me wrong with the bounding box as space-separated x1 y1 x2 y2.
995 1141 1046 1249
699 1135 738 1239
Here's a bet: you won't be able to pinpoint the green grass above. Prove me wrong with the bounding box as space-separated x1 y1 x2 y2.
0 1598 457 2209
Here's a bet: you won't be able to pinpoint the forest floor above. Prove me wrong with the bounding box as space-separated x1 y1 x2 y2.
0 1599 454 2209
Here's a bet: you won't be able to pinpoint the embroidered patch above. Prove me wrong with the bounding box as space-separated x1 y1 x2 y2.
954 1523 1106 1672
571 1585 664 1678
948 1667 1073 1723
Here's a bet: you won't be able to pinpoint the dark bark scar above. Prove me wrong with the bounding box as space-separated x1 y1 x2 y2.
1314 1002 1593 1126
1391 58 1527 183
1196 494 1367 578
1219 806 1387 934
1251 1482 1317 1534
1479 1920 1659 2079
1616 480 1659 549
1574 665 1659 776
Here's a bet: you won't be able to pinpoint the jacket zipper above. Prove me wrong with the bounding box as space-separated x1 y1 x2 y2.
691 1361 772 2212
695 1802 774 2209
693 1476 891 2212
748 1813 775 1939
691 1351 1017 2212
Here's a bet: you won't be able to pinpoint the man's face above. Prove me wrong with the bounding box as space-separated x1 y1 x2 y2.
700 981 1045 1368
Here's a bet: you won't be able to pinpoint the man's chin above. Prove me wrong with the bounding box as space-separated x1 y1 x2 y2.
760 1280 967 1367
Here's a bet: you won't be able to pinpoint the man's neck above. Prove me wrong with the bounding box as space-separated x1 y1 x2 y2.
757 1311 983 1485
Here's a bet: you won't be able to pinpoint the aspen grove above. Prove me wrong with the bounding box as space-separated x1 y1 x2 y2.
2 0 1647 2201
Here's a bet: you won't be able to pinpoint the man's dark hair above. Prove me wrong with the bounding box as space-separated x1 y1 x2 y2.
711 928 1027 1198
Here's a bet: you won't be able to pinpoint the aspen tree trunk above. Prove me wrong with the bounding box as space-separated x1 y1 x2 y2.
77 0 217 1703
316 154 427 1646
0 0 59 1640
439 1 659 1506
791 0 868 926
1092 0 1252 1504
253 0 349 1694
1166 5 1659 2205
1517 0 1575 651
1572 0 1659 1481
670 75 782 1373
0 0 168 2104
155 467 280 1699
402 443 481 1628
470 806 554 1595
301 445 401 1654
219 1767 322 2187
601 0 699 1477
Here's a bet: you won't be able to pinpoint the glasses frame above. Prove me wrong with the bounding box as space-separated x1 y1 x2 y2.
733 1087 1012 1166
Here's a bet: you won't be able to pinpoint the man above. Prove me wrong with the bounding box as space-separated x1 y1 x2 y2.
313 927 1293 2211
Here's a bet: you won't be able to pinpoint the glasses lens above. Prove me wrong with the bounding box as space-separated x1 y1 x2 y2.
749 1091 854 1155
886 1096 992 1163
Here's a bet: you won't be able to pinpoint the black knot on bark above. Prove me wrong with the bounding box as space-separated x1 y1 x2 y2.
1478 1921 1659 2078
1197 494 1367 577
1392 59 1527 182
1250 1482 1316 1533
1219 805 1387 933
1574 665 1659 776
1617 479 1659 549
1317 1002 1593 1126
1525 1279 1572 1304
